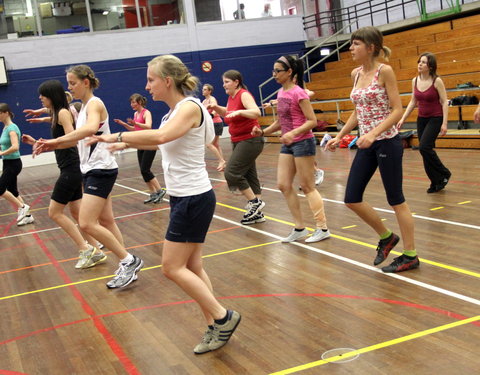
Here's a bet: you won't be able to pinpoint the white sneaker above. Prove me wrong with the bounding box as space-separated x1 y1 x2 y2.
281 228 309 243
17 215 34 226
315 170 324 185
305 229 331 243
75 246 107 269
17 204 30 222
320 134 332 147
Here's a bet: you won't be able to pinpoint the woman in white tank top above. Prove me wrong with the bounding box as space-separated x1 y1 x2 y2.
90 55 241 354
35 65 144 289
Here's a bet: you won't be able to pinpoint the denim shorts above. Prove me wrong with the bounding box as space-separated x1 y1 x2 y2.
280 137 316 157
166 189 216 243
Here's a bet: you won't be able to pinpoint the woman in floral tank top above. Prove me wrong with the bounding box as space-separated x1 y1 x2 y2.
326 26 419 273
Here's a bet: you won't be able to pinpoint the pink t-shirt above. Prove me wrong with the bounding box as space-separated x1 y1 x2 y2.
277 85 314 143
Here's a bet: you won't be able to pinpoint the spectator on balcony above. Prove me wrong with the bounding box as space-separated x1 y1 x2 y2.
233 3 245 20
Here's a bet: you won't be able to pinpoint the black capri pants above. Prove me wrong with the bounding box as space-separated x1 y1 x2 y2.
137 149 157 182
344 135 405 206
0 158 22 197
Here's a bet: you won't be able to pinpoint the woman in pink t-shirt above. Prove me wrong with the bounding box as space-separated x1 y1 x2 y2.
253 55 330 243
114 94 165 204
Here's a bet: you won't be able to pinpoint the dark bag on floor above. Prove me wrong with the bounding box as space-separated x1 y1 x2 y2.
450 95 479 105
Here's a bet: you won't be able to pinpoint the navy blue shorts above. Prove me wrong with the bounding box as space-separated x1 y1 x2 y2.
166 189 216 243
52 168 83 205
280 137 316 157
82 169 118 199
344 135 405 206
214 122 224 136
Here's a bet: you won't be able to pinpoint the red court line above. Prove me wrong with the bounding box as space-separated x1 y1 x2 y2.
1 293 479 349
0 226 239 275
31 233 140 375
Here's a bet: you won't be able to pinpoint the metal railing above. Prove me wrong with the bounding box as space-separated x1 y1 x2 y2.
258 20 356 113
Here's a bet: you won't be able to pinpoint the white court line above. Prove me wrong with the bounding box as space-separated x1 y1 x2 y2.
210 178 480 231
115 182 480 308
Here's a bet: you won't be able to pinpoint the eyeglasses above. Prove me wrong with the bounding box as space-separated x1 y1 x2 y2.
272 69 287 74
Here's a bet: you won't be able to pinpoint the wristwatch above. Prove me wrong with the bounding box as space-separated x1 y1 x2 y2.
117 132 123 142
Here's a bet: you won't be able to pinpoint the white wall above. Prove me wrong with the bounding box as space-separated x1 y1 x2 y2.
0 11 305 71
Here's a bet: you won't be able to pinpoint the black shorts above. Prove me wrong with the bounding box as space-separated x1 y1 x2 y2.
214 122 224 136
166 189 216 243
82 169 118 199
51 168 83 205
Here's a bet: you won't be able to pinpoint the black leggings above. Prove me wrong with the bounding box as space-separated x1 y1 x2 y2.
137 149 157 182
0 158 22 196
417 116 450 185
344 135 405 206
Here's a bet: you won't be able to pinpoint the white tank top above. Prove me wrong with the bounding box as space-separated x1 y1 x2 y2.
159 97 214 197
76 96 118 174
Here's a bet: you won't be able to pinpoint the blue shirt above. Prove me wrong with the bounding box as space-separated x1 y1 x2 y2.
0 123 21 160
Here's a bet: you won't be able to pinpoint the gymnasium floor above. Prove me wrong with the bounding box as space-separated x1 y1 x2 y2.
0 141 479 374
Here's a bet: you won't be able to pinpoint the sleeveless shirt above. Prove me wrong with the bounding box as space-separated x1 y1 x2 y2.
414 77 443 118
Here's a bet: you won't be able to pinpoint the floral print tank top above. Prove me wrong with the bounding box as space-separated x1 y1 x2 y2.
350 64 398 140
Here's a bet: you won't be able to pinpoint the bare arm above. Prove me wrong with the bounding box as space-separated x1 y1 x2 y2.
0 131 20 156
114 118 135 131
475 103 480 124
226 92 261 119
128 109 153 130
435 77 448 135
398 78 418 128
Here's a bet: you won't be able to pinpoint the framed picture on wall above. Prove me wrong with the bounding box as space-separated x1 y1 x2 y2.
0 57 7 86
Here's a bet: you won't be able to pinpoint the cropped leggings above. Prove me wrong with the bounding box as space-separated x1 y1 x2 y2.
0 158 22 197
344 135 405 206
137 149 157 182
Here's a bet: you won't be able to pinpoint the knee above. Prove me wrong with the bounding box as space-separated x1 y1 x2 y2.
78 219 93 233
141 170 154 182
418 143 431 153
162 262 177 280
277 182 291 194
48 208 61 222
224 169 236 184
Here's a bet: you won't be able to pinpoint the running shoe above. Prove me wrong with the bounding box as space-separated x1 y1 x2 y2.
194 326 214 355
240 212 266 225
17 215 34 226
208 310 241 351
106 255 144 289
373 233 400 265
281 228 309 243
381 255 420 273
75 246 107 269
305 229 331 243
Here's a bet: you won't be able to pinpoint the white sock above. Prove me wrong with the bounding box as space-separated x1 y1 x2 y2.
121 253 134 264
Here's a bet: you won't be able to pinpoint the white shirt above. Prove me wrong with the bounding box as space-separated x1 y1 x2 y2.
159 97 214 197
76 96 118 174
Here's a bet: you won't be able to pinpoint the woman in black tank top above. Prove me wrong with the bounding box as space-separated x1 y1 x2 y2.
22 80 106 269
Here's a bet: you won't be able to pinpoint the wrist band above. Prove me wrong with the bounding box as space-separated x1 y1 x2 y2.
117 132 123 142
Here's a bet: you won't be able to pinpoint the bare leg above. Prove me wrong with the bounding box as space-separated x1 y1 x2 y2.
48 200 89 251
146 177 162 193
79 194 128 259
346 201 387 236
68 199 98 247
392 202 415 250
162 240 226 322
277 154 304 228
1 191 24 209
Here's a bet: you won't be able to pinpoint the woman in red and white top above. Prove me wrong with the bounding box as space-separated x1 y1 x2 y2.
397 52 450 193
202 84 226 171
114 94 165 203
326 26 419 273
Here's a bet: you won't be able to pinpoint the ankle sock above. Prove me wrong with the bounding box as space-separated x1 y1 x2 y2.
121 253 134 265
403 250 417 258
214 310 231 325
380 230 393 240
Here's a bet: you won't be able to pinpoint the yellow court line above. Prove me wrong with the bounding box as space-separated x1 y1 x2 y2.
430 206 445 211
0 241 280 302
218 202 480 279
270 315 480 374
458 201 472 205
341 225 357 229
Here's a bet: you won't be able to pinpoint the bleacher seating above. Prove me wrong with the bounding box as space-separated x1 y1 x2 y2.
260 14 480 148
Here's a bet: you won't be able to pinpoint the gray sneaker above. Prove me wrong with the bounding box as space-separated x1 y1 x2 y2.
75 246 107 269
208 310 241 351
153 189 166 204
144 193 156 204
305 229 331 243
281 228 309 243
193 326 214 355
106 255 144 289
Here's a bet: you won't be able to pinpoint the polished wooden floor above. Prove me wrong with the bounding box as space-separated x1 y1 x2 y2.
0 141 479 375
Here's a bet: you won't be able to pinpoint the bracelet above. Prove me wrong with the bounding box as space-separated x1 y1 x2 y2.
117 132 123 142
260 129 265 136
